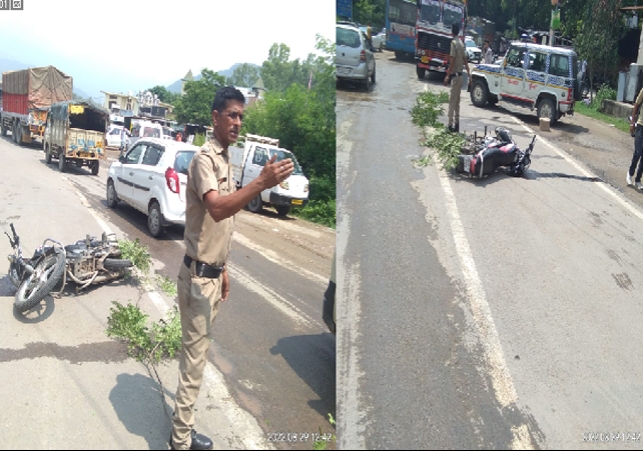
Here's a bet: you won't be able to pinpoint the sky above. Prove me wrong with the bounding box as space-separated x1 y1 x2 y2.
0 0 335 101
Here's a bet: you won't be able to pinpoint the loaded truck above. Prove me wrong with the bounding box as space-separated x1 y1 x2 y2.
230 134 309 216
44 100 109 175
0 66 73 146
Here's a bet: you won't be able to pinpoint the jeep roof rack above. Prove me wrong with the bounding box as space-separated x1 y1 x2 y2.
243 134 280 146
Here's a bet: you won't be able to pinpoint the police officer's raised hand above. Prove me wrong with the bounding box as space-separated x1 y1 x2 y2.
259 154 295 189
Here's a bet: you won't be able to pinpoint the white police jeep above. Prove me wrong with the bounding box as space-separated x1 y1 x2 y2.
469 42 582 125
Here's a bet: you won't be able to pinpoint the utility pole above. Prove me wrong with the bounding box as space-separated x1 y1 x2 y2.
550 0 559 46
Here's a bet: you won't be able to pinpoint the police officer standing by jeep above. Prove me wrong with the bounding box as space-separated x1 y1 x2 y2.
444 22 471 133
169 86 294 450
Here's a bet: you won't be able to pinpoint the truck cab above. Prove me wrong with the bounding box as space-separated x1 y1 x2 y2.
230 134 309 216
469 42 581 125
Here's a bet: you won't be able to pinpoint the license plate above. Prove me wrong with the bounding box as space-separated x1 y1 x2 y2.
337 67 351 75
291 199 303 205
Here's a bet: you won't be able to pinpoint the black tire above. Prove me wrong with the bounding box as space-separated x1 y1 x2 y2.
581 82 589 99
106 179 118 208
395 51 402 60
45 143 52 164
364 72 371 91
275 205 291 216
15 123 21 145
14 251 66 312
489 94 499 106
103 258 133 270
471 79 490 107
91 160 99 175
12 121 17 143
537 98 558 126
416 66 426 79
148 201 164 237
59 153 66 172
246 194 263 213
371 67 376 84
0 119 6 137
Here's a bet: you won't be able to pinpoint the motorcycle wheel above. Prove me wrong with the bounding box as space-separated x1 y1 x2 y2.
14 251 66 312
103 258 133 270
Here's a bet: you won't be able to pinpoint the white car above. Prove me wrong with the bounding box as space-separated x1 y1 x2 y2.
360 26 385 52
106 125 130 148
465 38 482 64
337 22 376 90
106 138 199 237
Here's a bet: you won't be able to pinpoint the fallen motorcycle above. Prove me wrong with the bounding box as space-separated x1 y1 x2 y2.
5 223 133 312
456 127 537 178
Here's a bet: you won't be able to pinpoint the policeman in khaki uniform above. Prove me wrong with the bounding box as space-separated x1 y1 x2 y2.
444 22 471 133
170 86 294 450
628 87 643 190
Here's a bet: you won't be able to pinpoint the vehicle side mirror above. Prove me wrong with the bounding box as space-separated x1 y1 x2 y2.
119 153 126 163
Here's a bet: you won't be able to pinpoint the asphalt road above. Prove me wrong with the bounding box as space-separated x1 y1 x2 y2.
0 134 335 450
337 50 643 450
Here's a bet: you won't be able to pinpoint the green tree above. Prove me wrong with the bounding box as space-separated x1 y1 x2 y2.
574 0 626 92
353 0 386 29
173 69 226 126
225 63 261 88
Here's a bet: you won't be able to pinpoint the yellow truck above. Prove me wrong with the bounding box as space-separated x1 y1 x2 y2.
44 101 109 175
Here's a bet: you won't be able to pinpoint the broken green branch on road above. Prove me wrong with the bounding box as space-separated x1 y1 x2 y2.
411 90 466 170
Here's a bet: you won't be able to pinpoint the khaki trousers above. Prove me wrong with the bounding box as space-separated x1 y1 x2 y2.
171 262 222 449
448 74 464 126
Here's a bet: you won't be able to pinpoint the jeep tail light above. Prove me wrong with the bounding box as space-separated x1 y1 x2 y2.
360 50 366 62
568 88 573 100
165 167 179 194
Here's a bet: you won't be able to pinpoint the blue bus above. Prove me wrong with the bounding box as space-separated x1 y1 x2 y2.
385 0 417 59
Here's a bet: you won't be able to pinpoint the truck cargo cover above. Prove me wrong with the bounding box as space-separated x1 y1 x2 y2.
2 66 73 109
50 100 109 122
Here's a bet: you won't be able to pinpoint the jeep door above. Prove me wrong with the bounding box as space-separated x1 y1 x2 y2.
524 50 548 101
130 143 164 209
500 46 527 101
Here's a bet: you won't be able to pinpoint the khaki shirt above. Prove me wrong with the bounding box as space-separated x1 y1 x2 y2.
636 88 643 127
450 38 466 73
184 137 236 267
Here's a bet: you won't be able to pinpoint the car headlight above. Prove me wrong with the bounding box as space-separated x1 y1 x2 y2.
279 181 289 190
304 183 309 193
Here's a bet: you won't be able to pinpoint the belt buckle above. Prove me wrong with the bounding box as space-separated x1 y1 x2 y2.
196 262 206 277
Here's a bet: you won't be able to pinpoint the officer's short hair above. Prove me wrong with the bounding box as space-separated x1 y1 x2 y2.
451 22 460 36
211 86 246 114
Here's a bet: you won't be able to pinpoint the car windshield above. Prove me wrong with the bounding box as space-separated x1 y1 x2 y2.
466 41 476 48
269 149 303 175
143 127 160 138
173 150 196 175
337 27 361 48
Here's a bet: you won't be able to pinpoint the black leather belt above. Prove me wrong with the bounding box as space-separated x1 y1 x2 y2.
455 72 462 76
184 255 224 279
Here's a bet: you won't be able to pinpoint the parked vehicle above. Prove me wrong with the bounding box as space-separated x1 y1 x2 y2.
470 42 581 125
360 26 385 51
231 134 309 216
336 22 376 90
385 0 417 59
416 0 467 78
465 37 482 63
106 138 199 237
456 127 536 178
44 101 108 175
0 66 73 146
129 120 163 148
106 125 130 148
5 223 132 313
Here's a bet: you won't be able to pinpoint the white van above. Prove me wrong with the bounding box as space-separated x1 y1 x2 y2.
129 120 163 148
230 134 309 216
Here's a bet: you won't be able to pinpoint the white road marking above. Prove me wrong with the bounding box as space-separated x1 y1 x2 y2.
227 264 314 328
64 178 273 450
510 116 643 222
336 117 368 451
233 232 327 285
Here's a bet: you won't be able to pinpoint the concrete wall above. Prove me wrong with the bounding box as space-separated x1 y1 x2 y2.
600 99 633 120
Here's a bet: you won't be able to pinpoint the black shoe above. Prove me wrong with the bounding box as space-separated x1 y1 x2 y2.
169 429 213 450
455 122 460 133
448 125 455 133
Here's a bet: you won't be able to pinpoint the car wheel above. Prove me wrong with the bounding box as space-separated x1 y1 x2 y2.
0 119 6 137
537 98 558 125
275 205 291 216
364 72 371 91
58 153 66 172
395 51 402 60
471 79 489 107
148 201 164 237
106 179 118 208
246 194 263 213
371 66 376 84
416 66 426 79
91 160 99 176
